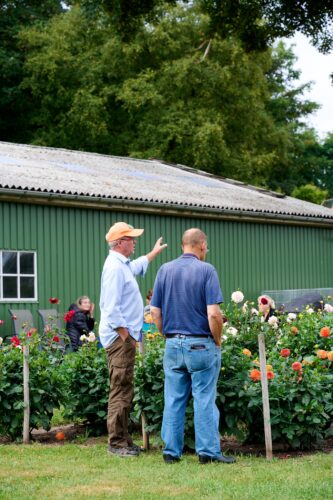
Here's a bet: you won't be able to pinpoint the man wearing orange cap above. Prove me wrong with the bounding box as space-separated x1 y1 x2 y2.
100 222 167 457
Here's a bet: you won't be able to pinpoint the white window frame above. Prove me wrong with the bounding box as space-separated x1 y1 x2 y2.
0 250 38 303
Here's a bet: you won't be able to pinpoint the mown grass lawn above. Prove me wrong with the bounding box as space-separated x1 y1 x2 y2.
0 442 332 499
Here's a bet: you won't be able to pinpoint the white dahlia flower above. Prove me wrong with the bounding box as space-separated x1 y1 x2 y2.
231 291 244 303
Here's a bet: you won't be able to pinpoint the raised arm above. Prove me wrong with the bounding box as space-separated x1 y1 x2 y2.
146 237 167 263
130 237 167 276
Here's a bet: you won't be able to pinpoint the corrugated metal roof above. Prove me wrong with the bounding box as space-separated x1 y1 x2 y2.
0 141 333 220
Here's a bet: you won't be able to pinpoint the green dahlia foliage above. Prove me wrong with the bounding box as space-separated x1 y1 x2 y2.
59 343 109 435
0 327 65 439
134 296 333 449
1 297 333 447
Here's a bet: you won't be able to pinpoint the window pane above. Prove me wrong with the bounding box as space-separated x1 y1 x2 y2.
20 253 34 274
20 277 35 299
3 276 18 298
3 252 17 274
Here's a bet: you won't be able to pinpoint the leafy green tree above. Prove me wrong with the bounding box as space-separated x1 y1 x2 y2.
273 130 333 197
264 43 319 194
291 183 328 205
84 1 333 52
19 6 130 152
20 4 319 186
319 134 333 196
0 0 63 142
75 0 177 37
198 1 333 52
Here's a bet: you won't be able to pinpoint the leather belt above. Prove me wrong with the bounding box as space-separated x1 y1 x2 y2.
165 334 212 339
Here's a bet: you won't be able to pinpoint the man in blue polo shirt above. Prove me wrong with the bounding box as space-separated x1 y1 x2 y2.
151 228 235 465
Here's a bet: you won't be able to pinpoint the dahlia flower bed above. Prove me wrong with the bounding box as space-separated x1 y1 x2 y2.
134 293 333 449
0 293 332 448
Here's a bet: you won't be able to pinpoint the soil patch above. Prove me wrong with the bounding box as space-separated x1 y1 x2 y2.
2 425 333 458
31 423 86 443
220 435 333 458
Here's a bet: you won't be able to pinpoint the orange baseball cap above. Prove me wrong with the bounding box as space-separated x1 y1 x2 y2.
105 222 144 242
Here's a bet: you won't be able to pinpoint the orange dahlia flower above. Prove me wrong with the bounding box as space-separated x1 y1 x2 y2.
250 369 261 382
317 349 328 359
320 327 330 338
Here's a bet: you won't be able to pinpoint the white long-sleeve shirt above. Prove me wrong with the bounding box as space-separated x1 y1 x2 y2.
99 251 149 348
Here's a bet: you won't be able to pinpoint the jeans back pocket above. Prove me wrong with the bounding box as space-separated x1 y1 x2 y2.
188 343 210 372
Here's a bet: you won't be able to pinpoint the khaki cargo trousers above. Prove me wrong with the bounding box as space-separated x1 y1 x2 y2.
106 336 136 448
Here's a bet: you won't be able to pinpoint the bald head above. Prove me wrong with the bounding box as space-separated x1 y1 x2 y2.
182 229 208 260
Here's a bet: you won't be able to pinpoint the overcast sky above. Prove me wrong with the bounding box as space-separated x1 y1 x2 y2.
286 33 333 139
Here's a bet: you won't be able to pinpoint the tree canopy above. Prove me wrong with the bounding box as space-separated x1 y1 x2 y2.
199 0 333 53
0 1 332 200
18 5 321 190
82 0 333 52
0 0 64 141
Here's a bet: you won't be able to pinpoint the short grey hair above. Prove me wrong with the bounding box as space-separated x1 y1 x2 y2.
108 240 120 250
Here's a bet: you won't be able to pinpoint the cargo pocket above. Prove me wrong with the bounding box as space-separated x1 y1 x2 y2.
110 336 136 388
111 364 134 388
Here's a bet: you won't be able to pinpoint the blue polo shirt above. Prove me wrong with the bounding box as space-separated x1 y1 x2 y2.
151 254 223 336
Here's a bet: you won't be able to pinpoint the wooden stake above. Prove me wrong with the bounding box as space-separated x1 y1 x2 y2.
23 345 30 444
258 333 273 460
141 412 149 450
139 339 150 450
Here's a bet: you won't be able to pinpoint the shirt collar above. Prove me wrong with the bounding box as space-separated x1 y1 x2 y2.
181 253 199 260
109 250 130 264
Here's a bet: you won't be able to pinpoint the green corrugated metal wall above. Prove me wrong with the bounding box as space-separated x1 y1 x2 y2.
1 200 332 337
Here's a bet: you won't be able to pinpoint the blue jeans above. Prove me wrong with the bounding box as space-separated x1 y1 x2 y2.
162 336 222 458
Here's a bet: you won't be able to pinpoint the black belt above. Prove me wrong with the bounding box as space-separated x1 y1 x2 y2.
165 334 212 339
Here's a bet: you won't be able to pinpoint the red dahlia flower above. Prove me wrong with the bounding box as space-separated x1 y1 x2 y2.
267 371 275 380
280 348 291 358
292 362 302 372
49 297 59 304
27 328 37 337
260 297 268 305
64 310 76 322
53 335 60 343
10 336 20 347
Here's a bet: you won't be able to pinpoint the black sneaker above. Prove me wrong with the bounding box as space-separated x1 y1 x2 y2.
107 445 139 457
163 454 180 464
199 453 236 464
